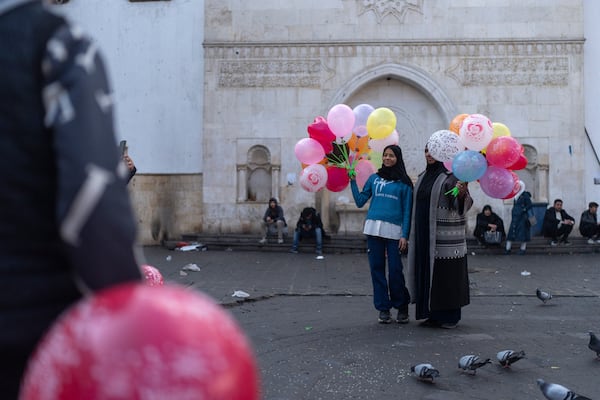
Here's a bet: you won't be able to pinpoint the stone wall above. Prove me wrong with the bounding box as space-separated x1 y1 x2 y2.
203 0 585 234
128 174 203 244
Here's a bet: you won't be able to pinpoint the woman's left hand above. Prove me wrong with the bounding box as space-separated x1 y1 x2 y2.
399 238 408 253
456 181 468 196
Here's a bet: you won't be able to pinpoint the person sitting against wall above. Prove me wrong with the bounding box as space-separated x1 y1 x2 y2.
259 198 287 244
289 207 323 255
473 205 506 246
579 201 600 244
542 198 575 246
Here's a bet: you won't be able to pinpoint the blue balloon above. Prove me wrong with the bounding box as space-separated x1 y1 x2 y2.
452 150 487 182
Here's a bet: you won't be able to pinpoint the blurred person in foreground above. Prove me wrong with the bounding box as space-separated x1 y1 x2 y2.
0 1 142 397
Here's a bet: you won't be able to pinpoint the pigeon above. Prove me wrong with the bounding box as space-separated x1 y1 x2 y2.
496 350 526 368
536 378 592 400
536 288 552 304
588 331 600 359
458 355 491 374
410 363 440 382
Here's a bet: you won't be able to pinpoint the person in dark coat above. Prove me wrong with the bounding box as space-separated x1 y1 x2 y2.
406 145 473 330
473 205 506 245
579 201 600 244
505 190 533 255
542 198 575 245
259 197 287 244
289 207 323 255
0 2 142 397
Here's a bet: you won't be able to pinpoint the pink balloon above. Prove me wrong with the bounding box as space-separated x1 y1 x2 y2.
479 165 514 199
485 136 522 168
502 171 522 199
368 129 399 152
326 166 350 192
299 164 327 192
443 160 453 172
352 104 375 137
355 159 376 189
295 138 325 164
327 104 355 139
459 114 493 151
142 264 164 287
20 284 259 400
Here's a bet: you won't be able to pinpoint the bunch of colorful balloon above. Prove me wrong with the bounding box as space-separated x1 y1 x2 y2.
427 113 527 199
295 103 399 192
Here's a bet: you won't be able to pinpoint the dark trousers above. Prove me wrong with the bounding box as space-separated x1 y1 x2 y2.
580 224 600 239
366 235 409 312
546 223 573 242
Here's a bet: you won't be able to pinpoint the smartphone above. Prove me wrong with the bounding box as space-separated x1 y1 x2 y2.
119 140 127 156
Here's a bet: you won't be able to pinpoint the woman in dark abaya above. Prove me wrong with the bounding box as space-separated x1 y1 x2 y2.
406 145 473 329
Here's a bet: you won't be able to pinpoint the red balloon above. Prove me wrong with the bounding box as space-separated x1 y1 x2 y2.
507 154 528 170
142 264 164 286
307 116 336 154
326 166 350 192
485 136 521 168
20 284 260 400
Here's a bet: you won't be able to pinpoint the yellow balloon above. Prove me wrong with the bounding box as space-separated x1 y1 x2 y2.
492 122 511 139
366 107 396 140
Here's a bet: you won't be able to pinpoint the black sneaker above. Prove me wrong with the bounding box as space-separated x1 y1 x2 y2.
378 310 392 324
397 310 409 324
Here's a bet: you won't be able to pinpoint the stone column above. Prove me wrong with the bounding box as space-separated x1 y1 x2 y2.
537 164 549 203
237 164 247 202
271 165 281 202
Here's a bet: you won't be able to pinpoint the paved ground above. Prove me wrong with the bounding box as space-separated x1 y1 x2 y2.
142 246 600 400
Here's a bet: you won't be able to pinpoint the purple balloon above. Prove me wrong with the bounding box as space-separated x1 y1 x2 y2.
479 165 514 198
452 150 487 182
352 104 375 137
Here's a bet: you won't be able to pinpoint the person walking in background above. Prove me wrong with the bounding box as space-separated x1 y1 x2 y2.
579 201 600 244
505 187 534 255
289 207 323 255
406 145 472 329
350 145 413 324
0 1 143 397
473 205 505 245
259 197 287 244
542 198 575 246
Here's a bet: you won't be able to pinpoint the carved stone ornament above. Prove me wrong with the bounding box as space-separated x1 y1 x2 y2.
358 0 423 23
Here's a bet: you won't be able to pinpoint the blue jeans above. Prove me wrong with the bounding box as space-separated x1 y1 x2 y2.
291 227 322 251
366 235 409 312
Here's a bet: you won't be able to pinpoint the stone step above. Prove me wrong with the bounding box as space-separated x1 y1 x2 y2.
174 233 600 255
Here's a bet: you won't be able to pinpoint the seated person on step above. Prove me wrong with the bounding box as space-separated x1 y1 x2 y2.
290 207 323 255
259 198 287 244
579 201 600 244
542 198 575 246
473 205 506 245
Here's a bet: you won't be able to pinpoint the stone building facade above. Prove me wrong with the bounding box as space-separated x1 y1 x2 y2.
203 0 586 235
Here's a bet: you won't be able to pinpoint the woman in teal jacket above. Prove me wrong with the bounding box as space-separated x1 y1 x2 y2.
351 145 413 324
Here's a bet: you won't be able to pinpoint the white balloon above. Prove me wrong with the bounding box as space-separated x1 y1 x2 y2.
427 130 464 162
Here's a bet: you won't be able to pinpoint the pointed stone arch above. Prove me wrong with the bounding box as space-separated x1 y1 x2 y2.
321 62 457 233
330 62 457 122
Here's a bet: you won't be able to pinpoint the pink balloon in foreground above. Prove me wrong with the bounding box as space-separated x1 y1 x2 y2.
142 264 164 286
502 171 522 199
354 159 376 189
299 163 328 192
326 166 350 192
295 138 325 165
327 104 355 139
20 283 260 400
479 165 514 199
